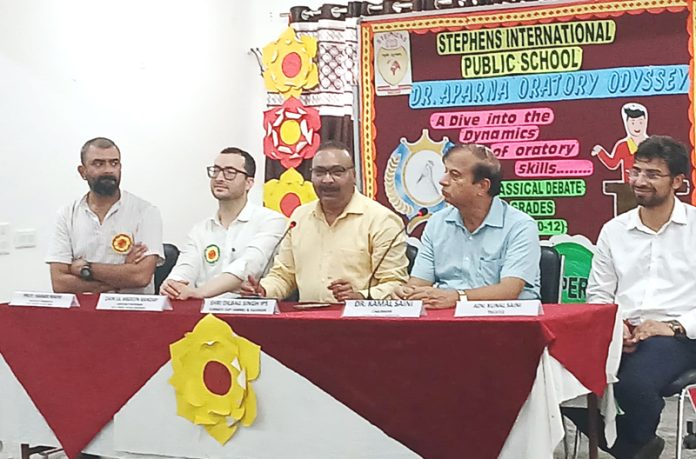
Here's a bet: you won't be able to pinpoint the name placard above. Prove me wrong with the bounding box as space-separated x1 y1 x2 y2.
342 299 424 318
455 300 543 317
10 291 80 308
96 294 172 312
201 298 278 315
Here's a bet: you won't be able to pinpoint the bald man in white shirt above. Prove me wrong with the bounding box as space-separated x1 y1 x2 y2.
582 135 696 459
46 137 164 294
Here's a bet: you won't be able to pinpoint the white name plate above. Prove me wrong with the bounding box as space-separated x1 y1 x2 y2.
455 300 543 317
342 299 424 318
10 291 80 308
96 294 172 311
202 297 278 315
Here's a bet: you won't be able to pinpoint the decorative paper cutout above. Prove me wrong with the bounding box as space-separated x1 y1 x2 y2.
592 102 648 183
263 97 321 168
431 107 554 129
384 129 452 233
509 200 556 216
264 168 317 218
409 65 689 109
169 314 260 444
436 20 616 55
461 47 583 79
494 140 578 159
112 233 133 254
374 31 413 96
515 159 593 177
547 234 597 303
262 27 319 99
536 219 568 236
500 179 586 198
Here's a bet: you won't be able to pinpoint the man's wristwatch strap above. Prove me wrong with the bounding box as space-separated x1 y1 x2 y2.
666 320 686 337
80 262 93 281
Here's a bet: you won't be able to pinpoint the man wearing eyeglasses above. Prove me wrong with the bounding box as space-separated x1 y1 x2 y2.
241 140 409 302
46 137 164 294
159 147 286 300
572 136 696 458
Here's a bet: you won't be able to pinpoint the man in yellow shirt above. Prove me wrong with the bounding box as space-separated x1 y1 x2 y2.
242 141 408 302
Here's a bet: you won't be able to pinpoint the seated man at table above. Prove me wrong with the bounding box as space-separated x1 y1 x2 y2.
241 140 409 302
159 147 286 299
46 137 164 294
578 135 696 459
392 143 540 308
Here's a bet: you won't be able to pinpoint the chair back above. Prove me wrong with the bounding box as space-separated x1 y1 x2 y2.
539 245 563 304
154 243 180 293
406 243 419 274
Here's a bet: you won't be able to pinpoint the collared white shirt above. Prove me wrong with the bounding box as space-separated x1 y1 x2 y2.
46 191 164 294
166 203 287 288
587 196 696 337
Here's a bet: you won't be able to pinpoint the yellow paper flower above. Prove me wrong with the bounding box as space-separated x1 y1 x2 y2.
262 27 319 98
264 168 318 217
169 314 260 444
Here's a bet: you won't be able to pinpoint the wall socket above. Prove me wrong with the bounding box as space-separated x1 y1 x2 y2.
0 223 10 255
14 228 37 249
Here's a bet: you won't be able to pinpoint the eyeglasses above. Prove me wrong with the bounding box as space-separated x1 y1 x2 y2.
207 165 248 180
310 166 354 179
628 168 671 181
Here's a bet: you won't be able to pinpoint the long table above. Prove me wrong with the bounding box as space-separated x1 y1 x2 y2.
0 296 619 459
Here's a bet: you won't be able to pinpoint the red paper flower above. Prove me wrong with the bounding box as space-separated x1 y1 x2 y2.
263 97 321 169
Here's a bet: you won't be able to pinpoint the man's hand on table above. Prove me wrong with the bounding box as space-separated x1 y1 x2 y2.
328 279 364 302
160 279 190 299
240 276 266 297
404 286 458 309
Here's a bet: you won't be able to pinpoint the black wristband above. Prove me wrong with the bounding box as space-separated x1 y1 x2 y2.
79 263 93 281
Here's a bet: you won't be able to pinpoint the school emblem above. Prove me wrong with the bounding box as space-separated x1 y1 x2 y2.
112 233 133 254
384 129 453 232
205 244 220 264
376 43 408 87
374 31 413 96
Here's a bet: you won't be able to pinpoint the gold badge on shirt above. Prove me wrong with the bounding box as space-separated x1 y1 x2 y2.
112 233 133 254
205 244 220 264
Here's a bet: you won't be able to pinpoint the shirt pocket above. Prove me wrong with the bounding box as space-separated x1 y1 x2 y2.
479 257 502 284
337 248 371 282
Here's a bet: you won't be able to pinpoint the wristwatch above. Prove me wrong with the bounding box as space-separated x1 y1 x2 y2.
79 262 93 281
666 320 686 337
457 289 468 302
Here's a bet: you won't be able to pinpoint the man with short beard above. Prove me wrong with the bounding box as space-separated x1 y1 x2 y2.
46 137 164 294
241 140 408 302
159 147 286 300
569 136 695 459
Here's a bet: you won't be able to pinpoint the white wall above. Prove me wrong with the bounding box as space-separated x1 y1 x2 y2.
0 0 319 301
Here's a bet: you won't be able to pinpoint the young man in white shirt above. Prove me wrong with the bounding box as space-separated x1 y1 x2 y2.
46 137 164 294
160 147 286 300
585 135 695 459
